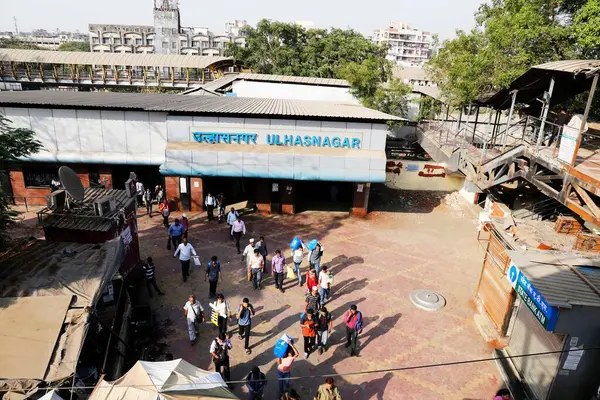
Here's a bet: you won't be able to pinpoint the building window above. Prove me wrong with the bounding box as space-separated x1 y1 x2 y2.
23 169 56 188
171 42 177 49
147 39 154 45
92 37 99 44
162 41 169 49
113 38 121 45
124 38 131 45
180 40 187 47
102 38 110 44
136 38 142 45
192 40 199 47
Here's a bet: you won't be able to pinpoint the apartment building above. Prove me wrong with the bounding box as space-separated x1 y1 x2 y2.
88 0 246 56
0 30 87 50
372 22 432 66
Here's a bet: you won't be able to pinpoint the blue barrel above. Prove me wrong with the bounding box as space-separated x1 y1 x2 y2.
274 334 294 358
290 237 302 250
307 239 318 251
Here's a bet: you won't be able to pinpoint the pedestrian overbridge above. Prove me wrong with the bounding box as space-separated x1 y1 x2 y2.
0 49 243 89
418 60 600 226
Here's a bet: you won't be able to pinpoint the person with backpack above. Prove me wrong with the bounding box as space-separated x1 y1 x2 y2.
237 297 256 355
183 295 204 345
245 366 266 400
204 256 222 299
343 304 363 357
316 306 333 355
300 308 318 359
210 332 232 382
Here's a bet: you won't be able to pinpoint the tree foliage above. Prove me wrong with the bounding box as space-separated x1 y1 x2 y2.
0 115 42 248
0 37 41 50
57 41 90 52
225 19 410 118
428 0 600 108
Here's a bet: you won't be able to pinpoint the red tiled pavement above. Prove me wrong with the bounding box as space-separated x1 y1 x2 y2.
130 198 503 399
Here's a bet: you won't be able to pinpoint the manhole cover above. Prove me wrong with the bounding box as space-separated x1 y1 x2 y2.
410 289 446 311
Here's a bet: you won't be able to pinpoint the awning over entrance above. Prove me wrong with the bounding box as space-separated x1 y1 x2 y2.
160 142 387 183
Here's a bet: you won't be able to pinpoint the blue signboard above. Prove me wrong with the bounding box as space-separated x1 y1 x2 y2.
514 270 559 331
191 131 361 149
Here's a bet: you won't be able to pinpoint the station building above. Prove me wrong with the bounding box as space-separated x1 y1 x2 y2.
0 91 401 215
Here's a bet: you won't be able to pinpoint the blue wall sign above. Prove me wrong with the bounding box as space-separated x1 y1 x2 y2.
191 131 361 149
514 270 559 331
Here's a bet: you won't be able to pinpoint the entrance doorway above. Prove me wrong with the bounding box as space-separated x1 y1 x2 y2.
295 181 353 212
111 165 163 193
202 177 258 208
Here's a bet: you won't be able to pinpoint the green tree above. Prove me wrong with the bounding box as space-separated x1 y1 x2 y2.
0 37 41 50
0 115 42 248
57 41 90 52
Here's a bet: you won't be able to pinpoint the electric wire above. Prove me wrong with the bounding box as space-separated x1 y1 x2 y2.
6 346 598 392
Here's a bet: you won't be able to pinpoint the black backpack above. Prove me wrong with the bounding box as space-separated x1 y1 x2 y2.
246 371 266 393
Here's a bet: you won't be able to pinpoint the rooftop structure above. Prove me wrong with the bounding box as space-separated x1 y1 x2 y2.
0 30 87 50
372 22 432 67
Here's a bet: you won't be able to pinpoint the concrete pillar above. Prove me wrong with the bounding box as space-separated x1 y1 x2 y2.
281 180 295 215
164 175 180 211
190 177 204 212
255 180 271 214
351 183 370 217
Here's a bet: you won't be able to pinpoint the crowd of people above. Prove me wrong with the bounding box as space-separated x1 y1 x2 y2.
138 196 363 400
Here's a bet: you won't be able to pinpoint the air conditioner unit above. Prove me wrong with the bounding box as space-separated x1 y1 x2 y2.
125 179 136 197
93 196 116 217
48 190 66 210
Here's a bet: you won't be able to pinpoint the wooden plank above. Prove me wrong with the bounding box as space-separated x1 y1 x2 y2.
572 183 600 219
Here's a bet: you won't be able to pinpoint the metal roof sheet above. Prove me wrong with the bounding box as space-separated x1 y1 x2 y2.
0 48 231 69
507 250 600 308
0 91 404 121
533 60 600 76
393 66 430 81
236 72 349 87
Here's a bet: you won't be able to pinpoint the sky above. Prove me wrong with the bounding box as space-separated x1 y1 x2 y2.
0 0 482 41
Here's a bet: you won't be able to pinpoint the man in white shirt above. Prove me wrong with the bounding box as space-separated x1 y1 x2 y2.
226 207 239 240
205 192 216 222
242 238 256 267
135 180 145 208
231 218 246 254
318 266 333 306
183 295 204 345
174 236 198 282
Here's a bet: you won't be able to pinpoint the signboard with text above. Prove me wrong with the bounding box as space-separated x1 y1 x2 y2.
507 263 559 331
190 131 362 149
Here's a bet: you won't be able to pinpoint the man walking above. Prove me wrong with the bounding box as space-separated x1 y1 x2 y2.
205 192 216 221
300 308 317 358
136 180 144 208
305 286 321 313
204 255 222 299
160 199 170 227
231 217 247 254
343 304 363 357
144 187 153 217
316 306 332 355
237 297 255 354
174 236 197 282
291 243 305 286
271 249 286 293
181 213 189 237
318 266 333 306
168 218 185 249
183 295 204 345
276 339 299 397
248 249 265 290
226 207 239 240
256 236 268 269
309 242 324 277
210 333 232 382
243 238 256 267
142 257 165 298
245 366 266 400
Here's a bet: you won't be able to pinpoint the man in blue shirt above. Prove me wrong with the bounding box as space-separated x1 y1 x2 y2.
168 218 185 249
237 297 255 354
204 255 222 299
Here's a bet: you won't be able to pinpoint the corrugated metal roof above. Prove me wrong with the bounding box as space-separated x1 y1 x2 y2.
0 48 231 69
393 66 430 81
236 73 349 87
533 60 600 76
412 85 440 100
507 251 600 308
0 91 404 121
42 187 134 232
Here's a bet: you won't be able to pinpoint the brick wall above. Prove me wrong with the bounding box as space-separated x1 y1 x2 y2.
165 176 180 211
281 180 295 215
351 183 370 217
9 169 51 206
255 180 271 214
100 166 113 189
190 177 204 212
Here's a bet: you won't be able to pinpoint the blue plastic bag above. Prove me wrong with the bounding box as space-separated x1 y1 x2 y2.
274 334 293 358
307 239 318 251
290 237 302 250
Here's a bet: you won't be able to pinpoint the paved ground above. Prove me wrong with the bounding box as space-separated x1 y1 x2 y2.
133 191 503 400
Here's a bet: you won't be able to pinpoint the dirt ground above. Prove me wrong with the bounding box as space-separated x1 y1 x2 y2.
11 189 503 399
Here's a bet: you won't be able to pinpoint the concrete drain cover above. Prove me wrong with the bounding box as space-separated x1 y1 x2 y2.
410 289 446 311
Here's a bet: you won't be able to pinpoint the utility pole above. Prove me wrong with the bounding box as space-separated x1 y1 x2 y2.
13 17 19 35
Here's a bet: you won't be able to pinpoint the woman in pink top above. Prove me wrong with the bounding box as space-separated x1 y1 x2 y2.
277 339 299 397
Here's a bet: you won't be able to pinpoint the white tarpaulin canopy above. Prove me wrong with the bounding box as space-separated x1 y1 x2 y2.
38 391 64 400
88 359 238 400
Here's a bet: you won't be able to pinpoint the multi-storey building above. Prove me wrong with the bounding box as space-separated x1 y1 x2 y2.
88 1 246 56
371 22 432 66
0 30 87 50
